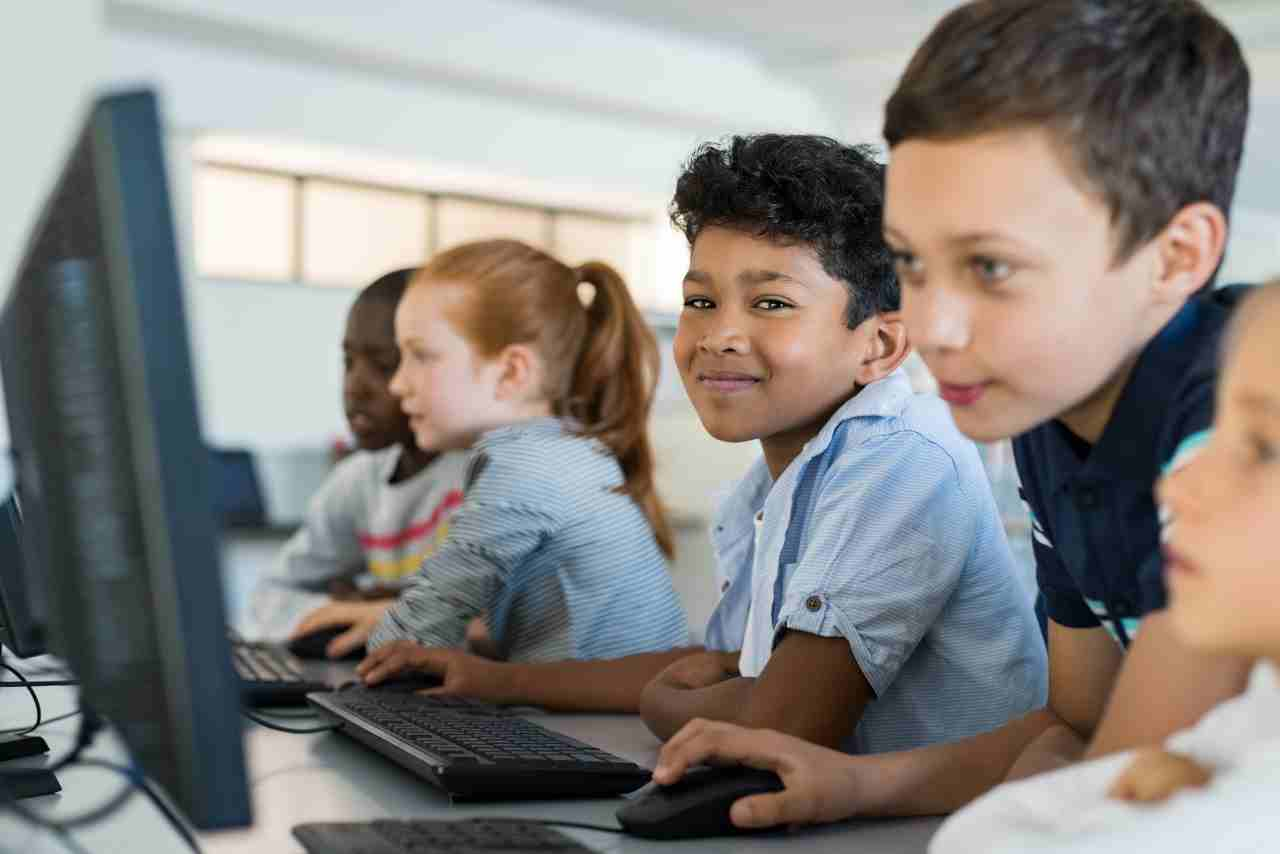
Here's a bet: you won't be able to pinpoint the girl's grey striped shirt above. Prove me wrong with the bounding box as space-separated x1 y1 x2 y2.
368 416 689 662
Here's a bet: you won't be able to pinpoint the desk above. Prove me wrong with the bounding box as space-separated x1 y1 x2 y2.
2 686 942 853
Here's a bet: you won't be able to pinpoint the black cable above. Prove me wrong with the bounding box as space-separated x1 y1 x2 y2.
241 709 341 734
76 760 203 854
0 708 82 736
0 680 79 687
0 660 41 735
526 819 627 835
55 829 93 854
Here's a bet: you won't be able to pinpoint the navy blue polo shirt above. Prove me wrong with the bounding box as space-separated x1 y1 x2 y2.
1012 286 1248 648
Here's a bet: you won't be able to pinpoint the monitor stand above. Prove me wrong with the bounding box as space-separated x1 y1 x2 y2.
0 735 62 799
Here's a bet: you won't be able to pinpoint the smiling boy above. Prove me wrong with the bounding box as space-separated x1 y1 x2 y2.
637 134 1046 751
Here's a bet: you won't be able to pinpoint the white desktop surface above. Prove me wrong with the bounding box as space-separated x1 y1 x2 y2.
2 683 943 854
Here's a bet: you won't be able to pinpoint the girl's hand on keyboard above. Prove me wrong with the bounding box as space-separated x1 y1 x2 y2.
358 642 508 702
291 600 394 658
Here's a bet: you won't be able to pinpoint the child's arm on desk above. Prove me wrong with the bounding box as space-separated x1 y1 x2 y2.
358 641 703 712
639 630 873 748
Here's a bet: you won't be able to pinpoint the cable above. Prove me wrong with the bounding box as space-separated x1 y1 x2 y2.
54 829 93 854
0 680 78 687
528 819 627 835
0 708 81 736
241 709 340 734
0 660 41 736
75 760 202 854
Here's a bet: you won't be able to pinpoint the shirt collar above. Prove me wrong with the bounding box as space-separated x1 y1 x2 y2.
1041 296 1208 494
710 367 914 547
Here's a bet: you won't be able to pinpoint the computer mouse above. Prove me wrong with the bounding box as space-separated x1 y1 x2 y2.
287 625 365 661
615 766 785 840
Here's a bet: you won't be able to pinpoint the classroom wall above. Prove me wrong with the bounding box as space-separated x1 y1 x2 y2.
0 2 103 475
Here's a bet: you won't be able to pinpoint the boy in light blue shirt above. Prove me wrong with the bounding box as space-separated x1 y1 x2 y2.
639 134 1046 752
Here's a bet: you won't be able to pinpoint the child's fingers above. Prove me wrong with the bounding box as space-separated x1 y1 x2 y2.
327 624 370 659
730 790 806 829
654 719 764 783
290 606 348 639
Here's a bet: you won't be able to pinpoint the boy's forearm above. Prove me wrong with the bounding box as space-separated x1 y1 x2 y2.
1004 721 1087 781
639 677 756 741
858 707 1063 816
499 648 702 712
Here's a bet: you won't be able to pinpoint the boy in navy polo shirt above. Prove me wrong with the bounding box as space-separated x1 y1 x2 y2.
651 0 1257 830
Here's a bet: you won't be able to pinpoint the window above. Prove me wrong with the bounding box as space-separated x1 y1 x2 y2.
193 166 295 281
435 197 551 252
191 163 674 312
301 180 430 287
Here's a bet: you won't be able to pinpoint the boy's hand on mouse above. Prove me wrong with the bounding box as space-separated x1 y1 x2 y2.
1108 749 1213 803
652 719 863 828
358 642 509 702
654 650 741 691
291 600 393 658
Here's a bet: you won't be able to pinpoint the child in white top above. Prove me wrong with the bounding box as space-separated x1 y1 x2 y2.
930 283 1280 854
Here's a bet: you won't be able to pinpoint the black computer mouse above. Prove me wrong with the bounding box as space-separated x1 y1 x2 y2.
615 766 785 840
287 625 365 661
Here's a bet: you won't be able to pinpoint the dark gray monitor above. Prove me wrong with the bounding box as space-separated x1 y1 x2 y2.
0 494 43 657
0 89 251 829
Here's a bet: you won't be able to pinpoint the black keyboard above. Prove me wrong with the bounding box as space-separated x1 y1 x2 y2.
293 818 595 854
308 688 651 800
229 636 330 707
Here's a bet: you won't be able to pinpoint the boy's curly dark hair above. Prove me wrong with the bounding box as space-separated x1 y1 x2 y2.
669 134 898 328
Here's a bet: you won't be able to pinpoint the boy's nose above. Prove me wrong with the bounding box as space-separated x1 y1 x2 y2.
908 287 971 353
698 326 749 355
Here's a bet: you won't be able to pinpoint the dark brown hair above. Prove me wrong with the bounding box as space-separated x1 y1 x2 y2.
416 239 673 558
884 0 1250 270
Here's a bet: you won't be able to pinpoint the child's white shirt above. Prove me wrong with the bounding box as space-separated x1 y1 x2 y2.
930 661 1280 853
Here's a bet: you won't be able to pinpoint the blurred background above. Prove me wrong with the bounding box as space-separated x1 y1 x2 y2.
3 0 1279 633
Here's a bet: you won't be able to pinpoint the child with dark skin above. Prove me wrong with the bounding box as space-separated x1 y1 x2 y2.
248 269 475 654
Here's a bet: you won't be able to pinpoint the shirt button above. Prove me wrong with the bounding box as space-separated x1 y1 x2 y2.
721 580 731 593
804 595 823 612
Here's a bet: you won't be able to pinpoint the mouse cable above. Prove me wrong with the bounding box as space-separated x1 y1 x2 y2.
496 818 626 835
0 680 79 687
1 660 42 735
241 709 341 734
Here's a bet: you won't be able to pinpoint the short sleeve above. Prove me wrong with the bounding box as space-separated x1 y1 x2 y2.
775 429 974 698
369 449 563 650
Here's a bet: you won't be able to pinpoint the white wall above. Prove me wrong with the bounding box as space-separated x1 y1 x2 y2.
0 3 103 471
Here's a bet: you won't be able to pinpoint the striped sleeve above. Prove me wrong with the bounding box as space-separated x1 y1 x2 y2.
368 451 563 650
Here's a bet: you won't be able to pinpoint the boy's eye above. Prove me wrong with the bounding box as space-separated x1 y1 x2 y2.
342 355 354 371
889 250 923 280
971 255 1012 285
1249 433 1276 463
752 298 791 311
683 296 714 310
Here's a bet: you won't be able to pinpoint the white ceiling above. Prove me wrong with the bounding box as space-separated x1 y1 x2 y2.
540 0 1280 65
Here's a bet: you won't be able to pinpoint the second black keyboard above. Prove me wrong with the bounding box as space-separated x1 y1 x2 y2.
230 636 330 707
308 688 651 800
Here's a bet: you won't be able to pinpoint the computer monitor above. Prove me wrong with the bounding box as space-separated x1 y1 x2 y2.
0 89 251 829
0 494 44 658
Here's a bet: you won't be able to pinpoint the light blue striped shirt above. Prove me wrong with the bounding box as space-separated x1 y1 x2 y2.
369 417 689 662
705 369 1047 755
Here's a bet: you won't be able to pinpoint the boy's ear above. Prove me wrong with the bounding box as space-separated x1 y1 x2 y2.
1152 202 1228 304
853 312 912 386
493 344 541 402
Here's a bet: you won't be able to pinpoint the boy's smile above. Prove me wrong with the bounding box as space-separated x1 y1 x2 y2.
674 226 884 478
